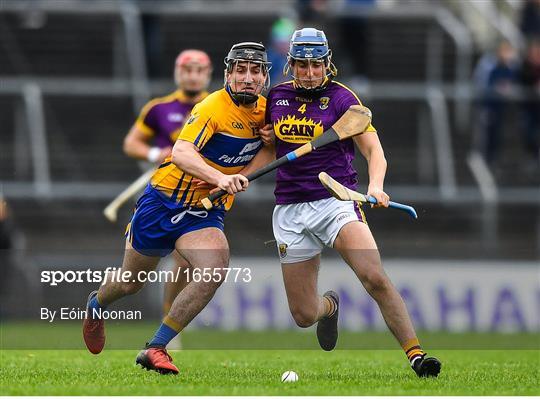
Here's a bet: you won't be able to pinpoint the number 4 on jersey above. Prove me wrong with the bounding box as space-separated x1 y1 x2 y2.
297 103 307 114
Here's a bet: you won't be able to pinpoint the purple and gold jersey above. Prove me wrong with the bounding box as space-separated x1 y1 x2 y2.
266 80 376 204
149 87 266 211
135 90 208 148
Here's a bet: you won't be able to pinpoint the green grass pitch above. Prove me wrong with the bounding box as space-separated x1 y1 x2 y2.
1 323 539 395
1 349 539 395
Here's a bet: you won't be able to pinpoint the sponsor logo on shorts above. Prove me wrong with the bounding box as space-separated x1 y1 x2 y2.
336 212 352 223
278 243 288 258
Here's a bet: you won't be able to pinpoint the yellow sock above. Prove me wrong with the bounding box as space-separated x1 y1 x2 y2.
162 301 172 317
402 338 425 366
323 296 337 318
163 315 183 333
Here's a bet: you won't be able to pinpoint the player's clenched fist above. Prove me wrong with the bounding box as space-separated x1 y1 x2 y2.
217 174 249 194
367 186 390 208
258 124 274 146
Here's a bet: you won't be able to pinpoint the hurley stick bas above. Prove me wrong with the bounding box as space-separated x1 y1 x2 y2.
103 168 155 222
318 171 418 219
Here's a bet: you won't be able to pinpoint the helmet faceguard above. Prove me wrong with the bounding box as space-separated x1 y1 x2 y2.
224 42 272 104
284 28 337 93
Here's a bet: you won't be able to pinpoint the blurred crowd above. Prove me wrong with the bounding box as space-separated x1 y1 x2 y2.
293 0 540 173
473 0 540 173
474 39 540 168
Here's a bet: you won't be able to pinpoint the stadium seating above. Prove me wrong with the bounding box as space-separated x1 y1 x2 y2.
0 2 537 267
0 12 119 77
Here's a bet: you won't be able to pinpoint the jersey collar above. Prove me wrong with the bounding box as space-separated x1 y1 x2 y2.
174 90 208 104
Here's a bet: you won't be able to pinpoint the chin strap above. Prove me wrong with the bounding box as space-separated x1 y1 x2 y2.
225 84 259 105
292 76 333 95
232 91 258 104
285 59 338 93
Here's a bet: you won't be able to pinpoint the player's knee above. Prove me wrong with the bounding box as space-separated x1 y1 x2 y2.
207 264 228 287
290 308 318 328
362 269 390 294
193 265 228 294
120 280 144 296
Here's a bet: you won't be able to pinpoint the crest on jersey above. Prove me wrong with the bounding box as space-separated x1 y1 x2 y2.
278 243 288 258
167 113 184 123
186 113 199 125
319 97 330 110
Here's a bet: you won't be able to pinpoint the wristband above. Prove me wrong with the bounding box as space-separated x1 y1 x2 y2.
147 147 161 163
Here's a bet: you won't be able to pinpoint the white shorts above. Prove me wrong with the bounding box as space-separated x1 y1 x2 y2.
272 197 367 264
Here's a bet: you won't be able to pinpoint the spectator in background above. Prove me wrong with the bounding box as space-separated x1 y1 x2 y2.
474 40 519 165
296 0 329 25
0 196 14 299
0 195 26 318
267 17 297 85
142 13 163 78
520 0 540 40
520 39 540 166
339 0 376 77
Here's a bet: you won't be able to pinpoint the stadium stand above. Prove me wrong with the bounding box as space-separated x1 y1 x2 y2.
0 0 538 269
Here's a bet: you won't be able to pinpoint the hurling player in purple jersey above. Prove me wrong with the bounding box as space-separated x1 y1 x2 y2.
124 49 212 164
264 28 441 378
123 49 212 349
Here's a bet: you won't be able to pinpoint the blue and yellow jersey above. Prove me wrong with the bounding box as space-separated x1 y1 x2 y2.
149 87 266 211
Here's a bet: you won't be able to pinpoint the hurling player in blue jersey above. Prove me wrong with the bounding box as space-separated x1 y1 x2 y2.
83 42 275 374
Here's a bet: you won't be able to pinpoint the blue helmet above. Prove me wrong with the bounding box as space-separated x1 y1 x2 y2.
288 28 330 61
285 28 337 92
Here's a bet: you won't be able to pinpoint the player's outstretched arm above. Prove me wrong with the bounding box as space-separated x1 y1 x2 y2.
353 132 389 208
172 140 248 194
123 125 171 163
